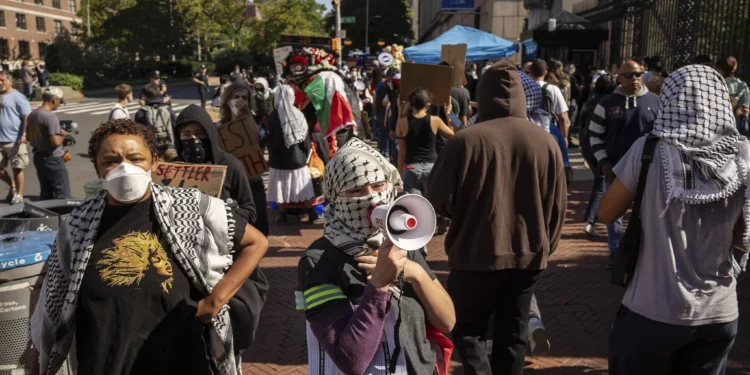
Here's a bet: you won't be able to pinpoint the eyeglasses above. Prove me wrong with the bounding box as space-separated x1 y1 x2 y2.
620 72 644 79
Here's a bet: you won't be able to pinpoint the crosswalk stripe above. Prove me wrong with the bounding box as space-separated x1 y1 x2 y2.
53 102 102 113
89 103 141 115
64 103 128 114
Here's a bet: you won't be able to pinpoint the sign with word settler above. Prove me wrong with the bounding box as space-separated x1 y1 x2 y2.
152 162 227 198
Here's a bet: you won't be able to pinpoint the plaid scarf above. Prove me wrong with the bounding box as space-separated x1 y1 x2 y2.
651 64 750 268
322 138 402 256
31 184 239 375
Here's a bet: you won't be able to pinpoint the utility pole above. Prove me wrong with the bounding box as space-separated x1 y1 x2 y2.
365 0 369 55
334 0 342 69
86 0 91 37
197 35 202 61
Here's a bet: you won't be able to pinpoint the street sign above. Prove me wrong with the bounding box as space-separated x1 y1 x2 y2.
336 30 347 38
377 52 394 66
341 16 356 23
441 0 474 10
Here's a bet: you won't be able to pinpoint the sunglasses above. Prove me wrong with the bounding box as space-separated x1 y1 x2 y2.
620 72 644 79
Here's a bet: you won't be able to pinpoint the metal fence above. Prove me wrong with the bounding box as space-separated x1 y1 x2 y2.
604 0 750 79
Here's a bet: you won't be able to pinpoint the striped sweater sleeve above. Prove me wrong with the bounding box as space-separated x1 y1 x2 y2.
588 104 609 164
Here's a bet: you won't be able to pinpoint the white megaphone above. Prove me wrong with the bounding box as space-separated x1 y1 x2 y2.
369 194 437 251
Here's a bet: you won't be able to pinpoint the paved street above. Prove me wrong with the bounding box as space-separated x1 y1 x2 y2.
241 180 750 375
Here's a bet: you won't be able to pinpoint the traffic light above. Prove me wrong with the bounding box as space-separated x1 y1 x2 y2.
331 38 341 52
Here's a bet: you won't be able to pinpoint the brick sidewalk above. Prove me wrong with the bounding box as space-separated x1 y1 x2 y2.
241 181 750 375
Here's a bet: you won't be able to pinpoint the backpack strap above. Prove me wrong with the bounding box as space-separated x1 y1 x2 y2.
108 107 127 121
611 135 659 286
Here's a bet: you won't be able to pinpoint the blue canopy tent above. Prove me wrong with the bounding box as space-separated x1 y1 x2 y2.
404 25 519 64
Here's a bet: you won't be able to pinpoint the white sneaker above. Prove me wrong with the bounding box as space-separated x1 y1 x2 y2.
11 194 23 205
583 223 599 237
528 317 550 356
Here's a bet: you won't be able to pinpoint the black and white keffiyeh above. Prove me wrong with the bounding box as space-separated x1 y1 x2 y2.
274 84 308 148
322 138 402 256
31 184 239 375
652 64 750 265
519 71 551 132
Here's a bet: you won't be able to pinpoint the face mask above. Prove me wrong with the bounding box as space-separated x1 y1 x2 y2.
181 138 212 164
103 162 152 204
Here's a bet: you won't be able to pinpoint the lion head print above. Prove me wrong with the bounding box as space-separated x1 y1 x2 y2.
96 231 175 293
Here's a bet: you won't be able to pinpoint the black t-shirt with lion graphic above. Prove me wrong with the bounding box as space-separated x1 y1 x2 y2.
76 197 210 375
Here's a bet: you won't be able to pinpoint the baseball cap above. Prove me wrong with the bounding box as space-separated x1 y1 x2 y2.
44 86 64 103
149 70 161 79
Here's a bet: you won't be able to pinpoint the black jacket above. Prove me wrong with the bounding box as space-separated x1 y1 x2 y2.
174 104 257 223
267 111 310 170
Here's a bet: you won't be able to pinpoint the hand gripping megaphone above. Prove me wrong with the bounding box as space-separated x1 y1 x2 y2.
369 194 437 250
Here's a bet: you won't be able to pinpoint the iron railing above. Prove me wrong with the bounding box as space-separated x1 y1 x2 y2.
600 0 750 79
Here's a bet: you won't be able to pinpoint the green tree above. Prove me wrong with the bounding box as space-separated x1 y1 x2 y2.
327 0 413 55
45 30 85 74
246 0 327 54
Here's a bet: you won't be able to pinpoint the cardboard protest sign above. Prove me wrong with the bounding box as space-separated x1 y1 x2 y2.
152 162 227 198
400 62 453 105
207 107 222 123
440 44 468 87
217 117 269 179
274 46 294 76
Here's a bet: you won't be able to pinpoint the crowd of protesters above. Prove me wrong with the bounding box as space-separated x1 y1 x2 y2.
1 49 745 375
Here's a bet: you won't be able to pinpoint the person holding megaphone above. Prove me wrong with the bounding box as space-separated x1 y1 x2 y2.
296 138 455 375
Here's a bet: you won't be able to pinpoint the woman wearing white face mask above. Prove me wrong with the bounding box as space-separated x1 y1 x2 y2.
297 138 455 375
30 119 269 375
219 83 270 236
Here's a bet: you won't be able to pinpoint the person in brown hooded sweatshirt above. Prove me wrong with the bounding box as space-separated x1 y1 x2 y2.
426 60 567 375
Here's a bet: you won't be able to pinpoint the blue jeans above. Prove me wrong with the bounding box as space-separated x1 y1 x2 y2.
604 181 623 253
584 163 605 225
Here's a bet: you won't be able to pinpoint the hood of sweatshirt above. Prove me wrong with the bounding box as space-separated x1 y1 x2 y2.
476 60 528 122
174 104 228 165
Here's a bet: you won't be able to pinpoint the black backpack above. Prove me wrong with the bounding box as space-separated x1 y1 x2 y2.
541 84 557 124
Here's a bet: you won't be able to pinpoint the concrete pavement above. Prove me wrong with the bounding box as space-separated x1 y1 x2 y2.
241 180 750 375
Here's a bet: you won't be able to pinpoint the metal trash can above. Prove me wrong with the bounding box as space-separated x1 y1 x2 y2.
0 200 81 375
0 200 83 234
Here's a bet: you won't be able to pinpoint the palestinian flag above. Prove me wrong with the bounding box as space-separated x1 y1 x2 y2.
304 71 356 138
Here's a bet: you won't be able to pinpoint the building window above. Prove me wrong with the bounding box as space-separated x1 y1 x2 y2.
18 41 30 58
0 39 8 59
54 20 62 34
38 42 47 58
16 13 27 30
68 0 76 12
0 11 5 28
36 16 44 32
35 0 43 4
52 0 60 8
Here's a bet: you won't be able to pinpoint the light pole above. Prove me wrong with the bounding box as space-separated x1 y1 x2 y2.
334 0 342 69
365 0 369 55
86 0 91 37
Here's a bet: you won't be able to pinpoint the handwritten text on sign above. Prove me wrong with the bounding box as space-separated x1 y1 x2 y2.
152 162 227 198
217 117 269 179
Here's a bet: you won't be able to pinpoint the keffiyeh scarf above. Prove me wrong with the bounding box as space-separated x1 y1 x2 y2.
31 185 239 375
322 138 403 256
274 84 308 148
651 64 750 265
519 71 551 132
